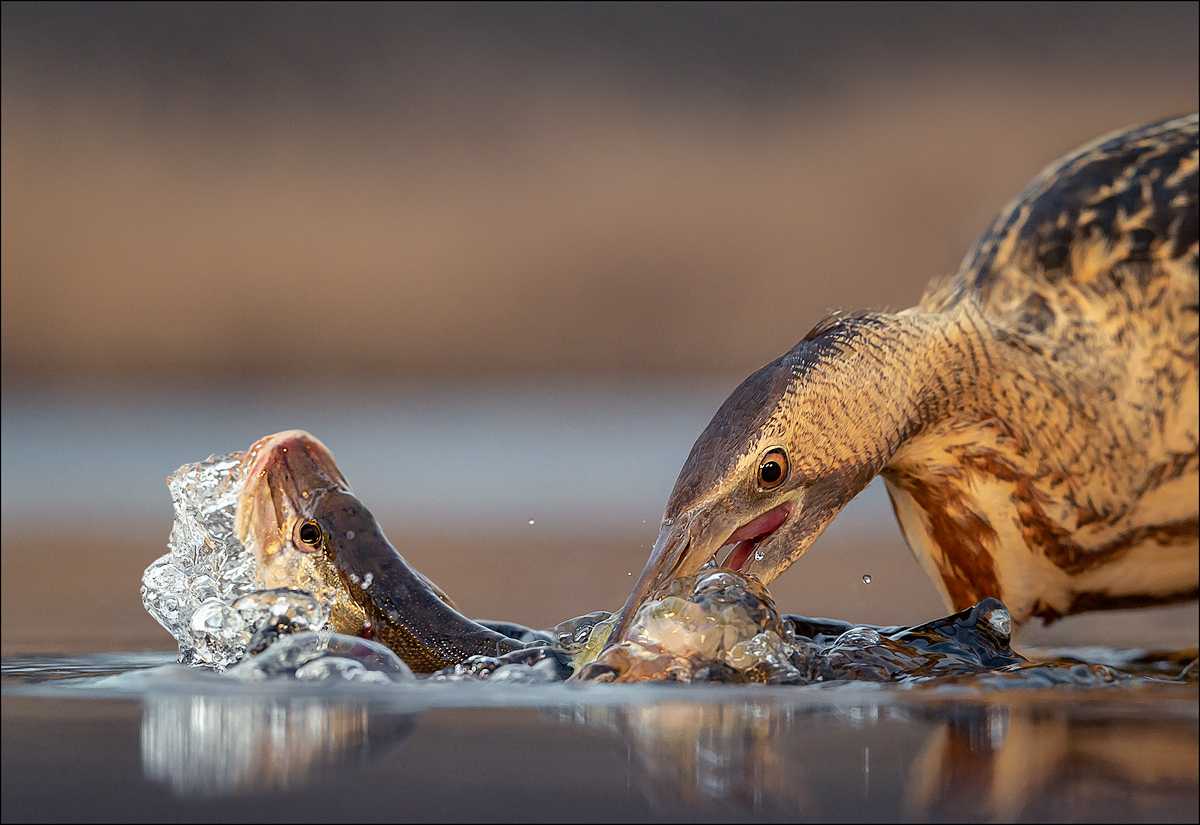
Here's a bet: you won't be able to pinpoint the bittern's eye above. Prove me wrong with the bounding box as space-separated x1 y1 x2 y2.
298 520 323 548
757 447 789 490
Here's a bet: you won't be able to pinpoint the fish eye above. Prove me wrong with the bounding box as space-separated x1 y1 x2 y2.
757 447 789 490
297 520 323 548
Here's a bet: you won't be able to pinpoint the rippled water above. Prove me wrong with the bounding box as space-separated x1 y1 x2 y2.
6 580 1198 822
3 651 1197 822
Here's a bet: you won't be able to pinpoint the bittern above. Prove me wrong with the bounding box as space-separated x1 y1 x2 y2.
615 114 1199 641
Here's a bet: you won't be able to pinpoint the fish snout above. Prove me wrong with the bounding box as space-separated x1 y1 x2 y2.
234 430 351 567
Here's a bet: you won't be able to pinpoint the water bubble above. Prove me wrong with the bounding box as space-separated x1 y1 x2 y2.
232 589 328 640
984 606 1011 640
862 574 872 584
232 632 411 681
345 530 355 539
189 599 249 669
488 662 560 684
295 656 394 684
837 627 882 647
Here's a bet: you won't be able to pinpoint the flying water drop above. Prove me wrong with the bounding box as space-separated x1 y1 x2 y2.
862 574 872 584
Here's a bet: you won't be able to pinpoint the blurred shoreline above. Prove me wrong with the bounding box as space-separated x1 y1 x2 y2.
3 378 1195 656
0 378 940 649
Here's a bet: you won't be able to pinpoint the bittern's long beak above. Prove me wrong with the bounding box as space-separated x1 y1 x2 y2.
608 496 801 646
609 515 698 645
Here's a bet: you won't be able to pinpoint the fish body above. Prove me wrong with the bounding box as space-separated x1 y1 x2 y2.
235 430 522 672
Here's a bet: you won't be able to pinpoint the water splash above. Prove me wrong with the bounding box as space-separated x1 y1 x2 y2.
576 569 803 683
569 570 1176 688
141 453 332 671
141 452 256 669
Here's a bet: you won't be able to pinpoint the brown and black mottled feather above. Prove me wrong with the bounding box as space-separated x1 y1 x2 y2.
624 116 1198 634
890 114 1199 622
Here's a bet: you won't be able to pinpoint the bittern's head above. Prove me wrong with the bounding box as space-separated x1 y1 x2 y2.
612 314 897 642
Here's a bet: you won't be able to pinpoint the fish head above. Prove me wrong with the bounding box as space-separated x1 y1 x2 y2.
235 429 352 588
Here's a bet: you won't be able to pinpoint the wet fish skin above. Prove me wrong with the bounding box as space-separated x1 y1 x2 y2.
236 430 522 673
312 487 523 672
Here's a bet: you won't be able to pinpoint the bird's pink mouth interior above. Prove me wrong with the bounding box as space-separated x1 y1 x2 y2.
719 501 793 571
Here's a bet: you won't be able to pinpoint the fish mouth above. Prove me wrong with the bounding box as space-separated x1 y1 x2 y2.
717 500 794 572
235 429 349 558
240 430 348 493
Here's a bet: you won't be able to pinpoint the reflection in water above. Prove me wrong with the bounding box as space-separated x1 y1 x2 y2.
551 701 811 813
550 695 1198 819
903 702 1199 821
140 694 417 796
135 682 1196 818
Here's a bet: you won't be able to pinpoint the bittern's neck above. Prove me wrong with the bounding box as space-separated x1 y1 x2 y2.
870 303 1102 475
893 305 997 443
796 307 988 484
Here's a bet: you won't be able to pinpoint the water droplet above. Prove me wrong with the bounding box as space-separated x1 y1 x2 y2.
753 548 765 561
862 574 872 584
627 571 632 576
528 519 535 525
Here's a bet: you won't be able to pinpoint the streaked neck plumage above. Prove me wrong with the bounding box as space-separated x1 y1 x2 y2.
816 303 1197 625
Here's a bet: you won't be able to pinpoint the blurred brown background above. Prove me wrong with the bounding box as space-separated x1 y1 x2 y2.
4 2 1197 381
3 2 1198 654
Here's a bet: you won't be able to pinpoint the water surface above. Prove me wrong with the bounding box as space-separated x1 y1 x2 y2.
3 652 1197 822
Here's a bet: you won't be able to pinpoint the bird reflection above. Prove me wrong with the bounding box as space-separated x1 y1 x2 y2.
140 694 417 796
551 695 1198 818
550 700 811 813
903 701 1199 821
